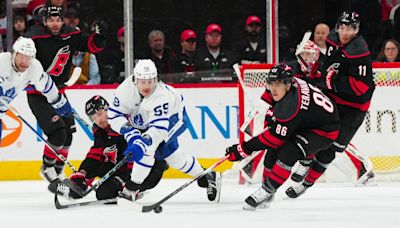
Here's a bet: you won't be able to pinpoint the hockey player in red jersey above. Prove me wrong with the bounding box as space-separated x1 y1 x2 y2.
55 96 168 200
226 64 340 210
288 38 375 186
24 5 107 192
286 11 376 198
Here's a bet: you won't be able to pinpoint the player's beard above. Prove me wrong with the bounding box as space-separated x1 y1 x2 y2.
47 25 62 35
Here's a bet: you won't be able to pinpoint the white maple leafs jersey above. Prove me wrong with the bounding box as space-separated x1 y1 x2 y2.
108 75 185 153
0 52 60 118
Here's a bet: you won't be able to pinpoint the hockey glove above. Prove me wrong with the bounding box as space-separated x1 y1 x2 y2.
51 94 72 116
91 20 108 38
123 136 151 162
69 171 88 199
225 144 250 162
120 124 142 145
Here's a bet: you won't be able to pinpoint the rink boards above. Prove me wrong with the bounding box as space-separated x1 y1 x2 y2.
0 82 399 180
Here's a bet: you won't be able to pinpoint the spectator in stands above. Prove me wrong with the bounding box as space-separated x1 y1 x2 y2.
117 26 124 53
194 23 238 77
25 0 45 29
313 23 330 56
137 30 175 82
233 15 267 64
63 7 80 28
376 39 400 62
70 51 101 85
172 29 197 82
13 14 27 41
278 24 296 63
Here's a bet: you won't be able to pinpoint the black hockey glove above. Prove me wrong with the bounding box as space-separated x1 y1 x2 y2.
225 144 251 162
91 20 108 38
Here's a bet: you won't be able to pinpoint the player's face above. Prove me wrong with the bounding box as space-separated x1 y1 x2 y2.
337 24 357 45
137 78 156 97
45 16 63 35
90 109 109 129
205 32 222 49
384 41 399 62
14 53 33 72
268 81 291 102
300 51 316 65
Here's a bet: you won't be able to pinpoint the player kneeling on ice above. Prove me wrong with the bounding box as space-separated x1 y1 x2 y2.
55 95 168 200
226 64 340 210
0 36 71 153
107 59 222 202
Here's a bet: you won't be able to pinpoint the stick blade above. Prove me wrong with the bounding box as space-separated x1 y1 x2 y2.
65 67 82 86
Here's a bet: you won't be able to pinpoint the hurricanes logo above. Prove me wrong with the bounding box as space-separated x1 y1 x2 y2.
0 110 23 147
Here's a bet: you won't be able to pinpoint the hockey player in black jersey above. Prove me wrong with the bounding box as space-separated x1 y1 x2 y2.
55 96 168 200
286 11 376 198
288 38 374 186
226 64 340 210
24 6 107 191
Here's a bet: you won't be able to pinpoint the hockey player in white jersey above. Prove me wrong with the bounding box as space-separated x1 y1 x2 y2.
0 36 72 143
108 59 221 202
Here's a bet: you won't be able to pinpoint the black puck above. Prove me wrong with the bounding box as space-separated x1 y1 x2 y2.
154 205 163 213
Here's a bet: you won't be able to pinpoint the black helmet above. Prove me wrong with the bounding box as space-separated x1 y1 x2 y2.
45 6 63 19
336 11 360 31
85 95 109 116
266 64 294 84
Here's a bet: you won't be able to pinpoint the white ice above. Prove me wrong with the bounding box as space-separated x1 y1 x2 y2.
0 179 400 228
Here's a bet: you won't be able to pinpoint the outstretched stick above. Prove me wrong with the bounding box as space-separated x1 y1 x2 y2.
132 155 229 213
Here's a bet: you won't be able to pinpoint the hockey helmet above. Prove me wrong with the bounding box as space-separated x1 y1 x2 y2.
336 11 360 32
13 36 36 57
266 64 294 85
297 40 320 64
85 95 109 116
45 5 63 19
133 59 158 80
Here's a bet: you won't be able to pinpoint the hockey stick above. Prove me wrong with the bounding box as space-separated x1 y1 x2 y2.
233 63 262 135
295 31 312 56
295 31 313 73
64 67 82 87
72 154 131 198
0 98 78 172
54 193 117 209
131 155 229 213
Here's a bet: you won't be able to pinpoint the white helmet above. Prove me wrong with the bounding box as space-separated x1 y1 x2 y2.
134 59 158 80
13 36 37 57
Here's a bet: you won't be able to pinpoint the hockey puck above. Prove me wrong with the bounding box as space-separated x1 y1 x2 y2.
154 206 163 213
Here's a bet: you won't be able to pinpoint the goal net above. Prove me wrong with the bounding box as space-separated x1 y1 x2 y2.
229 62 400 184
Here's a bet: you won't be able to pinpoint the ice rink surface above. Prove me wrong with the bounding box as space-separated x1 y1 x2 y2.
1 178 400 228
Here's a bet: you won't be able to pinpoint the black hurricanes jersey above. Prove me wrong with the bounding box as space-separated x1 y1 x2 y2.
248 78 340 151
80 124 131 179
25 25 104 88
323 30 375 112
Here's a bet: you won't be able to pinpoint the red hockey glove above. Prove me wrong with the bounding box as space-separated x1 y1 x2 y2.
225 144 250 161
69 171 88 199
325 67 336 90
